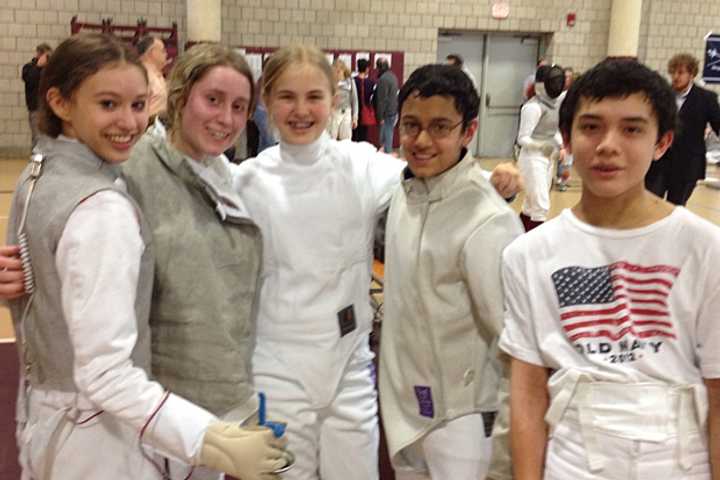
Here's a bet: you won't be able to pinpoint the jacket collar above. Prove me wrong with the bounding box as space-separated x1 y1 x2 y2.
148 132 203 186
401 148 473 202
278 132 328 166
39 135 123 180
146 133 252 222
678 83 696 113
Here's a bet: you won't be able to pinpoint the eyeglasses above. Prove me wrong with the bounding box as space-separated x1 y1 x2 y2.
398 119 464 139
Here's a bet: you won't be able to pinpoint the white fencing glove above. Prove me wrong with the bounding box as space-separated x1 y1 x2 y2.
199 421 288 480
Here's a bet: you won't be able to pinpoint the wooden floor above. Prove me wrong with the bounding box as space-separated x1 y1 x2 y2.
0 157 719 479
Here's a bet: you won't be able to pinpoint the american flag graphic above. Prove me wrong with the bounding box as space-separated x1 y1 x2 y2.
551 261 680 342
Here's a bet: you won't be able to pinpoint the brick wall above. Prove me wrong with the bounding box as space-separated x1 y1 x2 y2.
221 0 613 77
0 0 184 156
640 0 720 95
1 0 718 156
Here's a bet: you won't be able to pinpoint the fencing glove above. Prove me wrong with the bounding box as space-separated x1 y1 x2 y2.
199 421 287 480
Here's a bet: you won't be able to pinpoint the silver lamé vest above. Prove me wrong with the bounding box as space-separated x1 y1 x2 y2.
6 137 154 390
527 94 560 142
122 134 262 417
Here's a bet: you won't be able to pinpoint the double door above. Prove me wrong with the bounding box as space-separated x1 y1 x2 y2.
437 32 541 158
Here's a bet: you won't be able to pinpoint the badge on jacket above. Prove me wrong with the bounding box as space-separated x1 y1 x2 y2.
414 386 434 418
337 304 357 337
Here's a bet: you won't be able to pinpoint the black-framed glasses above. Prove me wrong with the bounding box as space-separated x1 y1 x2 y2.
398 119 464 139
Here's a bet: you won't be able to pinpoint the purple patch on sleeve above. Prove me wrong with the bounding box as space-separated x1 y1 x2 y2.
413 385 434 418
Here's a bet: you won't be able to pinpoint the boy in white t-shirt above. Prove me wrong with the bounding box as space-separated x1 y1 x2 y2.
499 59 720 479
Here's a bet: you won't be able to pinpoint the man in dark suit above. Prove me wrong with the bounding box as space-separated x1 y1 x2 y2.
645 53 720 205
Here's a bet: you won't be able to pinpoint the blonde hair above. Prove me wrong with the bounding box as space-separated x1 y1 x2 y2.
261 45 335 101
166 43 254 132
333 59 351 80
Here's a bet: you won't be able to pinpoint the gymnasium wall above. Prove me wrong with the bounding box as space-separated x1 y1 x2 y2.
1 0 719 156
0 0 184 156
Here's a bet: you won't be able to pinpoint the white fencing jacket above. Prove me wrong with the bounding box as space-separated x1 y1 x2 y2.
232 134 404 405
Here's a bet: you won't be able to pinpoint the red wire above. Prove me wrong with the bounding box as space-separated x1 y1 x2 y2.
139 390 171 479
138 391 196 479
76 409 104 425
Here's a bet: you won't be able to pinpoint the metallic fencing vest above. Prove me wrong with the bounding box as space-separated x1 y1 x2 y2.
528 94 560 142
122 134 262 417
7 137 154 390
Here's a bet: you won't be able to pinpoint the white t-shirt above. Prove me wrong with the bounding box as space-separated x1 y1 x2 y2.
499 208 720 385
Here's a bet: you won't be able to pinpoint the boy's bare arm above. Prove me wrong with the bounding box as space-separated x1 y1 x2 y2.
706 378 720 480
511 357 550 480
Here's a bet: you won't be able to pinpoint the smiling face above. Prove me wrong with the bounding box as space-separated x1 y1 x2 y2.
566 92 673 202
173 65 251 160
399 92 476 178
264 62 334 145
47 62 148 164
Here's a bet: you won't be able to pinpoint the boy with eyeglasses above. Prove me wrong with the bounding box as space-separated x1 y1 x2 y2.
378 64 523 480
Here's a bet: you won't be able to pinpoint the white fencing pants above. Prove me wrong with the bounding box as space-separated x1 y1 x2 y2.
394 413 492 480
253 344 379 480
545 418 710 480
518 149 554 222
544 373 710 480
328 108 353 140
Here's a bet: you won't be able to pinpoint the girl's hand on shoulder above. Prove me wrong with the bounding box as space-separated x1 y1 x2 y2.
0 245 25 300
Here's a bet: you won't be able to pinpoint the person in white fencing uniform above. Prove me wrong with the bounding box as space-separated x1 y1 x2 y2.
379 64 522 480
499 59 720 480
327 59 358 141
516 64 566 232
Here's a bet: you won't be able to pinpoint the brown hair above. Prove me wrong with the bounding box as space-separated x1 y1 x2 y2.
36 43 52 55
136 35 159 56
668 53 699 76
38 33 146 138
261 45 335 101
165 42 255 132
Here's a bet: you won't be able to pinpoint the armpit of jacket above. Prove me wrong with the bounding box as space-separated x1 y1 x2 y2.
122 133 263 417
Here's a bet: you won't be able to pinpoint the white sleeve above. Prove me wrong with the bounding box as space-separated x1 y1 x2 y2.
698 282 720 379
346 140 405 214
462 210 523 342
498 247 545 366
57 190 215 463
516 102 543 149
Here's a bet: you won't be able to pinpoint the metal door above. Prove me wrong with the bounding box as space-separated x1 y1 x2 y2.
436 32 485 156
478 35 540 157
